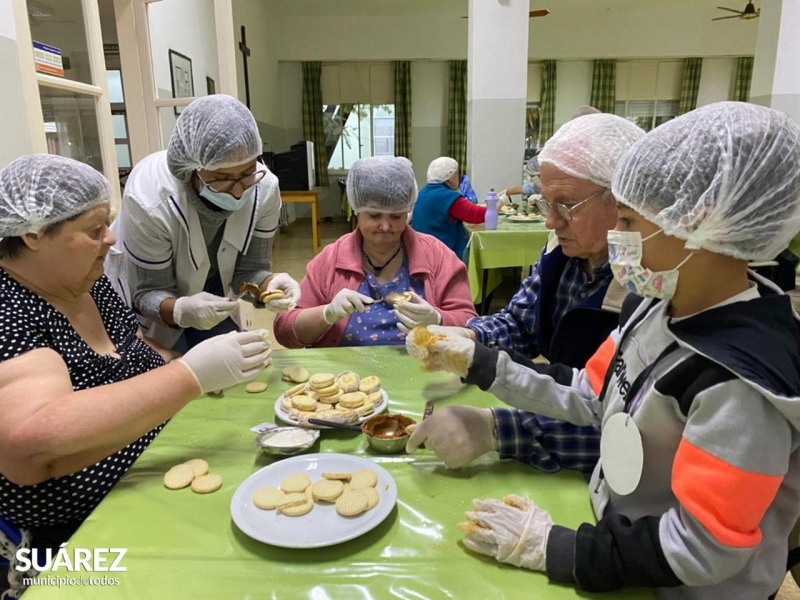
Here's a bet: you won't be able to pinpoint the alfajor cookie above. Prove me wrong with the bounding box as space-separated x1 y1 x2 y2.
191 473 223 494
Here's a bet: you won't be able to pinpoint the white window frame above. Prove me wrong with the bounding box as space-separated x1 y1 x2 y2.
114 0 237 163
13 0 121 204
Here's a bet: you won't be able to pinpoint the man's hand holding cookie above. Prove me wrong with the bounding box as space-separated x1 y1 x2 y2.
405 325 476 377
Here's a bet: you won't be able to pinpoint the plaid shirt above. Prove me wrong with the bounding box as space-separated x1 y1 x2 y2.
467 247 613 358
492 408 600 474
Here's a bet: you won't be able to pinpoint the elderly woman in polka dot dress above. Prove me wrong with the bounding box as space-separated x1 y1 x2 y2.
0 155 272 596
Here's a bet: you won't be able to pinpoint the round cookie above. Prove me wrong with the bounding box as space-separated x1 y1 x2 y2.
291 395 318 411
310 479 344 502
253 487 285 510
285 382 309 398
359 376 382 395
280 473 311 493
322 472 352 482
335 370 361 393
309 373 336 390
317 389 343 404
335 489 369 516
191 473 223 494
278 492 308 509
365 391 383 405
350 468 378 489
164 464 195 490
282 365 309 383
183 458 209 478
245 381 268 393
280 499 313 517
362 486 380 510
339 391 367 409
259 289 286 303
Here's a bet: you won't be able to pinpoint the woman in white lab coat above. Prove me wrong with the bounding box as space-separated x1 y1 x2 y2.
107 95 300 349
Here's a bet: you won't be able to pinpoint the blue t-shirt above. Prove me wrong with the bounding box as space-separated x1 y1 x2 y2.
341 257 425 346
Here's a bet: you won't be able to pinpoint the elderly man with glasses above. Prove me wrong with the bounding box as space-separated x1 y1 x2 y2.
106 95 301 350
420 114 645 476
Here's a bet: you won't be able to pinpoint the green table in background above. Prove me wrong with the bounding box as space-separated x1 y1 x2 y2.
26 347 653 600
465 220 551 312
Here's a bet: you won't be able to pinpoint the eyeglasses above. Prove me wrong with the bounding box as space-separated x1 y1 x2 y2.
533 189 608 222
195 163 266 193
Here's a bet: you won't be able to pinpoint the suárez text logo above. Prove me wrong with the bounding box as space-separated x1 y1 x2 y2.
15 544 127 572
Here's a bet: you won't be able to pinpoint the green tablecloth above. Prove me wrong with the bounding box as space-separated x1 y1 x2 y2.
465 219 551 304
26 347 652 599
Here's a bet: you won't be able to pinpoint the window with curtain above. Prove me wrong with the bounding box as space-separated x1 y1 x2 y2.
733 56 754 102
325 104 395 170
615 60 682 131
321 63 395 171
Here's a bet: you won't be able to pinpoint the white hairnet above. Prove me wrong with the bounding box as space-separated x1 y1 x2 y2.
538 113 645 188
166 94 262 182
571 105 600 119
612 101 800 261
0 154 110 238
347 156 417 214
427 157 459 183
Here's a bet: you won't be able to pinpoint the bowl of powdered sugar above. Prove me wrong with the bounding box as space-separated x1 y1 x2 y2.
256 427 320 456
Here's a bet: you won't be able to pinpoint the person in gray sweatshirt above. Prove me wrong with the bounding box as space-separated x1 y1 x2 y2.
405 101 800 599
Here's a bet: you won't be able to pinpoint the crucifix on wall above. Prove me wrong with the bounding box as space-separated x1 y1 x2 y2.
238 25 251 108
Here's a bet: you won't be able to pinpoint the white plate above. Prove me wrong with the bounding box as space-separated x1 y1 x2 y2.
274 389 389 429
230 453 397 548
506 214 545 223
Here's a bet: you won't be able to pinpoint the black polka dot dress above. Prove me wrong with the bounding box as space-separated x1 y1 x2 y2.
0 269 166 532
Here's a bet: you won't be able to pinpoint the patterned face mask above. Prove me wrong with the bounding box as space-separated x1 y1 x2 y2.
607 230 693 300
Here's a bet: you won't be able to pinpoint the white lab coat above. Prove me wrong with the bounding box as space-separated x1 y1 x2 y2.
106 150 281 348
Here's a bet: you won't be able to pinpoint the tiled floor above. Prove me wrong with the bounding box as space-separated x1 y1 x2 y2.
263 218 800 600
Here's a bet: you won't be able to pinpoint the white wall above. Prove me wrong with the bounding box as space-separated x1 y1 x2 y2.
553 61 593 129
263 0 757 62
411 61 448 186
148 0 219 143
0 0 38 166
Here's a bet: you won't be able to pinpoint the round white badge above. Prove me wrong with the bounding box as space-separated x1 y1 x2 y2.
600 412 644 496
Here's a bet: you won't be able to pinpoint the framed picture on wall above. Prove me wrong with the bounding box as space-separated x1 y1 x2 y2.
206 76 216 95
168 49 193 115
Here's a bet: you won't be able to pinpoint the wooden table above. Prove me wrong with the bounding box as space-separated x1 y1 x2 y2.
281 188 323 255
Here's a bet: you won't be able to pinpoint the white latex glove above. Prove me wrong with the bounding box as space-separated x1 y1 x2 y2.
173 292 238 330
405 405 496 468
394 292 442 334
497 190 510 208
458 495 553 572
263 273 301 313
177 330 272 394
405 325 475 377
323 289 374 325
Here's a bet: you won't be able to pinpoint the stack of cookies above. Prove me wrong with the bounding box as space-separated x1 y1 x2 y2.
253 469 380 517
280 371 384 425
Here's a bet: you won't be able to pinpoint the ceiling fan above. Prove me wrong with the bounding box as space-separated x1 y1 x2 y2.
461 10 550 19
713 1 760 21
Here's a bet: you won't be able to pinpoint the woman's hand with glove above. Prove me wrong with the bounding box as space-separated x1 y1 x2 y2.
394 292 441 334
405 405 496 468
323 289 374 325
262 273 301 312
458 494 553 571
176 330 272 394
173 292 238 330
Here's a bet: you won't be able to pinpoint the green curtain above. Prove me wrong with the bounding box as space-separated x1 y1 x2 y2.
590 59 616 114
678 58 703 115
394 61 412 159
733 57 754 102
447 60 467 173
301 61 328 186
539 60 557 143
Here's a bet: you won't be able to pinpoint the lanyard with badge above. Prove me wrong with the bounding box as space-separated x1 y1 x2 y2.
597 301 680 496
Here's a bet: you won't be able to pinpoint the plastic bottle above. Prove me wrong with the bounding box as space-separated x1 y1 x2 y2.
484 188 498 230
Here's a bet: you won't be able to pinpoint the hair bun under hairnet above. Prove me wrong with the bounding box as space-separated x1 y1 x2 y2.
166 94 262 182
0 154 110 238
347 156 418 214
612 101 800 261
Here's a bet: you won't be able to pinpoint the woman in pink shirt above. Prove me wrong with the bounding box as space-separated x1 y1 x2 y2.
273 157 476 348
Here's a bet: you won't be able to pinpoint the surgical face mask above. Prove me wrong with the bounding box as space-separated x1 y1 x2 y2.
198 183 255 212
607 229 693 300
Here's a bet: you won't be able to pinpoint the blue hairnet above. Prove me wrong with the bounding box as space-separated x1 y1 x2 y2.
0 154 110 238
166 95 262 182
612 102 800 261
